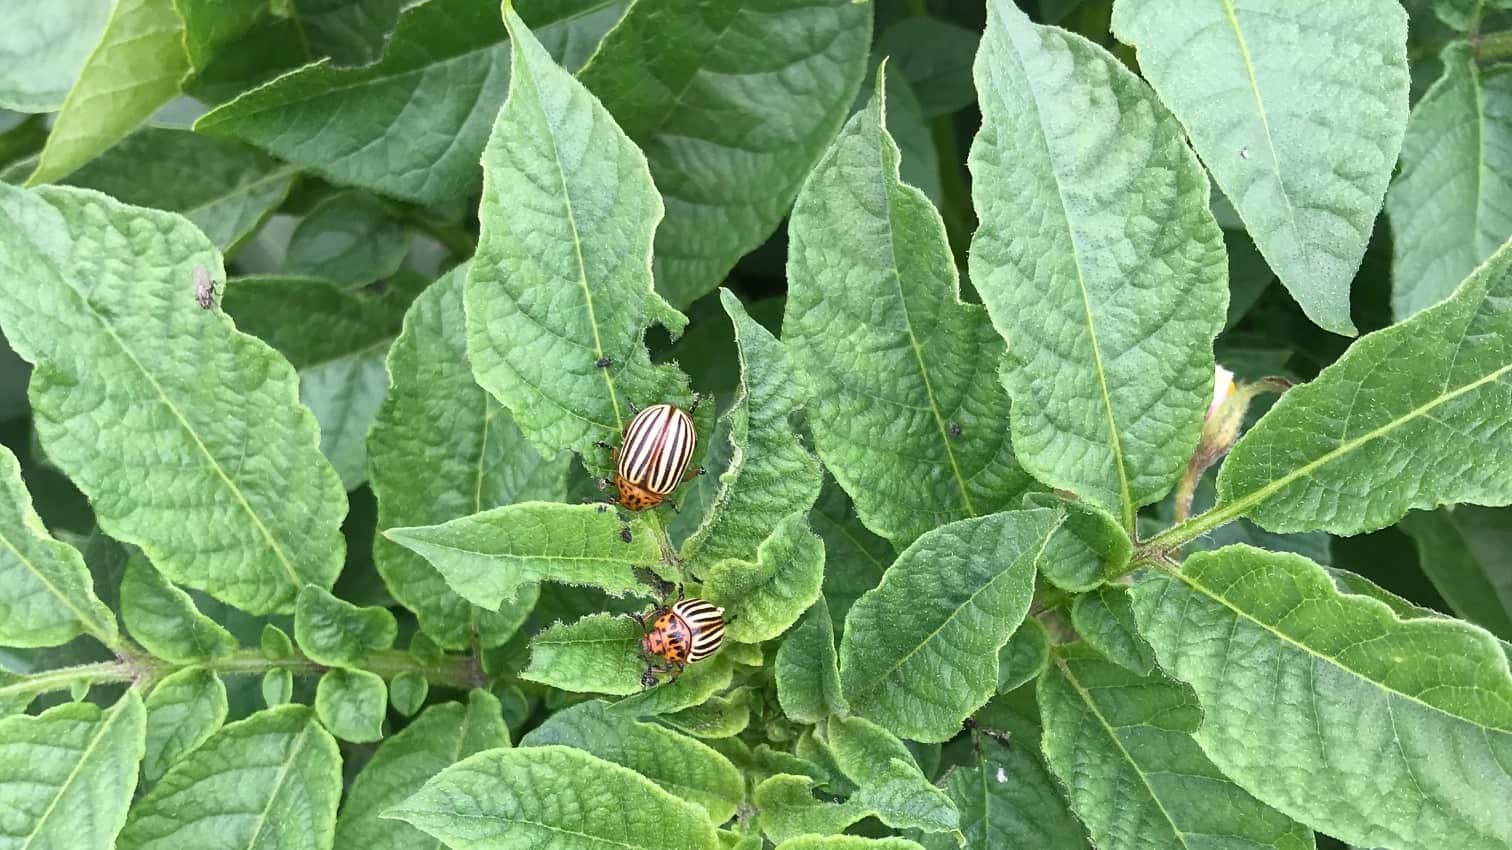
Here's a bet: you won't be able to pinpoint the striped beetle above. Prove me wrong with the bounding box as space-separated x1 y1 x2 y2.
598 401 703 511
628 593 726 687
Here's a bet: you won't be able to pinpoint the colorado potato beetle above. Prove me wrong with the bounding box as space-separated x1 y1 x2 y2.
600 402 702 511
629 596 726 687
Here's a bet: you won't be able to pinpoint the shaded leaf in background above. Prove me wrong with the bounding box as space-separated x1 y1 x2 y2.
1133 545 1512 850
59 127 294 255
682 290 822 571
386 503 659 610
922 736 1087 850
788 74 1032 547
824 714 960 836
283 192 407 288
1388 43 1512 318
142 668 227 782
118 705 341 850
970 0 1226 525
390 745 722 850
120 553 236 663
996 615 1049 693
295 585 397 668
1041 643 1314 850
1213 236 1512 536
1027 492 1131 591
0 442 117 648
0 0 110 112
28 0 189 185
465 9 692 467
704 513 825 644
775 598 847 724
0 692 144 850
1068 585 1155 675
1399 506 1512 639
0 185 346 614
315 668 387 743
370 264 569 649
522 699 744 823
872 17 980 117
335 690 509 850
1112 0 1409 335
812 478 892 633
840 508 1060 742
581 0 872 308
753 774 871 845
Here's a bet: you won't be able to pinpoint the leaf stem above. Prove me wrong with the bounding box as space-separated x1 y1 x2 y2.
0 645 484 703
1475 29 1512 62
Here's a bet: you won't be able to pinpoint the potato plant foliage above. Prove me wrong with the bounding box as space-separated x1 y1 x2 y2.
5 1 1512 849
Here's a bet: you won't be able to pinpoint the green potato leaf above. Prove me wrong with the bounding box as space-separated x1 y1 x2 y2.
142 668 227 783
1069 585 1156 675
922 736 1087 850
120 553 236 663
0 0 110 112
704 512 825 644
0 184 346 615
776 598 848 724
370 264 569 650
580 0 872 309
295 584 397 668
824 714 960 837
119 705 342 850
969 0 1226 525
1112 0 1409 335
839 508 1061 742
1399 506 1512 640
788 71 1035 548
753 774 871 845
315 668 387 743
0 692 145 850
388 745 723 850
1132 545 1512 850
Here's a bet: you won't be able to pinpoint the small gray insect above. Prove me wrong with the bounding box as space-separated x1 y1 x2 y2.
193 265 217 309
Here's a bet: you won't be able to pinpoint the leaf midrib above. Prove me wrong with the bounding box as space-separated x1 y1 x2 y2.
19 698 135 850
0 527 110 644
243 720 316 849
1162 563 1512 733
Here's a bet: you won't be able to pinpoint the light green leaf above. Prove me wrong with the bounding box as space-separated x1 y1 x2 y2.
0 691 145 850
315 668 387 743
1069 585 1155 675
872 17 979 117
283 192 407 289
466 8 692 467
59 127 294 255
295 585 397 668
580 0 872 309
1111 0 1408 335
388 745 722 850
608 653 735 718
1041 643 1314 850
704 513 824 644
1400 506 1512 640
389 672 428 717
522 699 744 823
120 553 236 663
969 0 1226 523
776 598 847 724
1323 564 1512 663
812 479 892 633
1132 545 1512 850
0 184 346 614
0 441 117 647
336 691 509 850
262 668 292 707
661 689 752 739
925 737 1086 850
779 838 924 850
839 509 1061 742
682 290 822 569
0 0 110 112
28 0 189 185
1211 235 1512 536
142 668 226 783
996 616 1049 693
1389 45 1512 318
824 714 960 836
788 73 1034 547
753 774 870 845
119 705 342 850
1027 492 1131 592
261 623 293 659
371 264 568 650
385 503 659 610
521 612 646 696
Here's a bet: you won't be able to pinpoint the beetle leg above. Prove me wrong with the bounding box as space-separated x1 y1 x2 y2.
688 393 705 414
675 583 685 602
680 465 705 484
622 610 647 627
594 440 612 450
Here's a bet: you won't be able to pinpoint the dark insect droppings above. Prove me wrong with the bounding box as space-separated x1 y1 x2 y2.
596 356 613 368
948 421 962 438
620 526 633 544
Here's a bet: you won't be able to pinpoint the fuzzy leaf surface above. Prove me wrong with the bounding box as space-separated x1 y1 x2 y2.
0 185 345 614
788 74 1033 546
969 0 1226 523
704 513 825 644
776 598 847 724
1132 545 1512 850
142 668 226 783
120 553 236 663
923 737 1086 850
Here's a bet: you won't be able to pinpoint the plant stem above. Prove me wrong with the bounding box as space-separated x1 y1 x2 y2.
1476 29 1512 63
0 646 483 703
